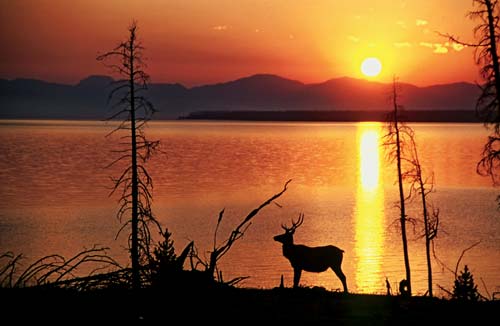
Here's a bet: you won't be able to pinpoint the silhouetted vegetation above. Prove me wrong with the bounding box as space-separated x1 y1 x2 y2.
0 247 120 289
191 180 291 285
432 240 496 301
444 0 500 193
404 131 440 297
453 265 480 301
383 78 413 296
383 78 443 298
97 21 161 289
148 228 180 286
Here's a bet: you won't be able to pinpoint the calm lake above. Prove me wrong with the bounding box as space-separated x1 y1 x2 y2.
0 120 498 295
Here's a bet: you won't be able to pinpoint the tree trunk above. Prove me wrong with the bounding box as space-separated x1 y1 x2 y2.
129 32 140 290
393 80 412 296
419 176 432 297
485 0 500 123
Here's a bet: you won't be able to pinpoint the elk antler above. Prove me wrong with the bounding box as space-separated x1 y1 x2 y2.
282 213 304 232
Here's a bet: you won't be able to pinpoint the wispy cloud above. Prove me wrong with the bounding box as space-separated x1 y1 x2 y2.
396 20 407 29
419 42 433 48
348 35 360 43
416 19 428 26
394 42 412 48
433 44 448 54
452 43 465 51
212 25 227 31
419 42 448 54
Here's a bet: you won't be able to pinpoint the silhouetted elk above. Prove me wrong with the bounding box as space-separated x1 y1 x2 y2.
274 213 348 292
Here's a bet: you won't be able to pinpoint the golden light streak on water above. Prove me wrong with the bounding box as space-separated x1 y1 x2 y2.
354 122 386 293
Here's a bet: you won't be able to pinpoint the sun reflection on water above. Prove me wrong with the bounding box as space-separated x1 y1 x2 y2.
360 129 380 191
355 123 386 293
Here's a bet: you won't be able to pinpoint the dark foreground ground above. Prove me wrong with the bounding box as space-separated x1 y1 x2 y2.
2 286 498 325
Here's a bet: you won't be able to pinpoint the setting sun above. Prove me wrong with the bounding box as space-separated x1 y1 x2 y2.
361 58 382 77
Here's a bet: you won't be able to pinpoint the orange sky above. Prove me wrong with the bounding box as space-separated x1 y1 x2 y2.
0 0 483 87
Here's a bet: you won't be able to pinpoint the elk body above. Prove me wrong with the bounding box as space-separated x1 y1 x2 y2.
274 214 348 293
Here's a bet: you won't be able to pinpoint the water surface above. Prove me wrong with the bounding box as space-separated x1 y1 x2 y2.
0 120 498 295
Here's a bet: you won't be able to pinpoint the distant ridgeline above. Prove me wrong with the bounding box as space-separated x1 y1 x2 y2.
0 74 481 121
180 110 482 123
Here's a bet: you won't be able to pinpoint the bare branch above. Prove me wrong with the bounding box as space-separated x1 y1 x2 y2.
204 180 292 281
454 240 482 278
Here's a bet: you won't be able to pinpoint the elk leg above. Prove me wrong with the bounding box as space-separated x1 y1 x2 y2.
333 267 348 293
293 268 302 288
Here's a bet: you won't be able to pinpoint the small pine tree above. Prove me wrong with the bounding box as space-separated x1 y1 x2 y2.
148 229 198 288
453 265 480 301
150 228 178 285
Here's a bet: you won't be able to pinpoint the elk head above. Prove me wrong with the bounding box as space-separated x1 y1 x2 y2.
273 213 304 245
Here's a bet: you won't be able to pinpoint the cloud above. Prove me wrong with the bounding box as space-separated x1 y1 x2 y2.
394 42 412 48
419 42 448 54
419 42 433 48
212 25 227 31
452 43 465 51
348 35 360 43
396 21 407 29
416 19 428 26
433 44 448 54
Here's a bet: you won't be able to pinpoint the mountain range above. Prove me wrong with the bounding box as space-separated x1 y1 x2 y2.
0 74 481 120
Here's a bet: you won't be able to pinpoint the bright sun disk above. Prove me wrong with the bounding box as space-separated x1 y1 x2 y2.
361 57 382 77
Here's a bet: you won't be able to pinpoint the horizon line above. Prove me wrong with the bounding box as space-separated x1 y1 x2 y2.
0 73 478 89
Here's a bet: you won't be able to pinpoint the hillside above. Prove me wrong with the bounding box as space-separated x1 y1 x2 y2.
0 74 480 120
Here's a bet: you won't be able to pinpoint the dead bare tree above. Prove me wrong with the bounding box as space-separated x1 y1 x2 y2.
383 77 413 296
403 132 440 297
192 179 291 285
442 0 500 191
97 21 160 289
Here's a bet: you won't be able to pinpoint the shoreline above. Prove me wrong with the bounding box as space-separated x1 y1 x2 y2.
0 109 483 123
2 286 499 324
179 110 481 123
